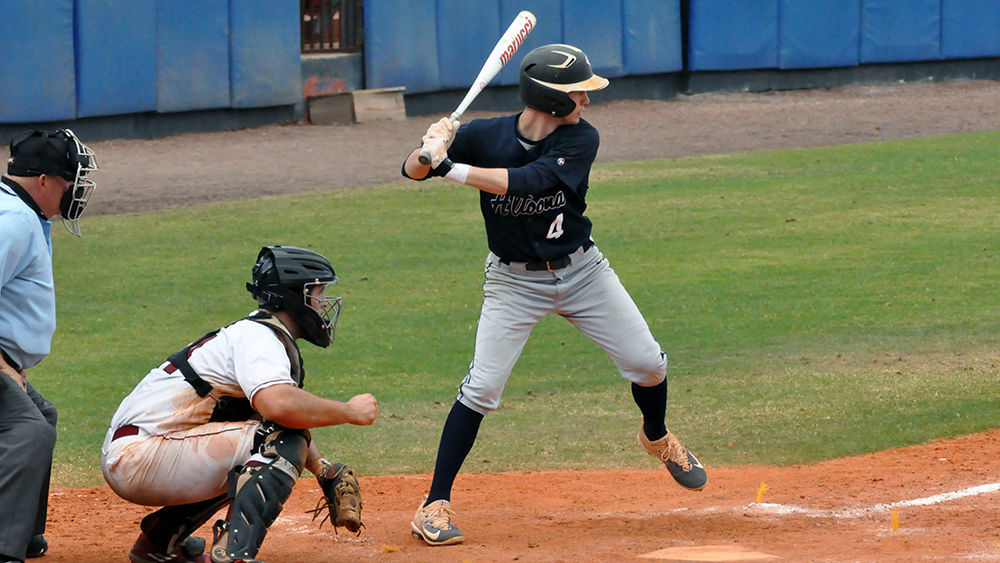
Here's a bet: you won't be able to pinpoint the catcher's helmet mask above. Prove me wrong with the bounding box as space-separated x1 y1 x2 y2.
519 44 609 117
247 246 341 347
7 128 98 237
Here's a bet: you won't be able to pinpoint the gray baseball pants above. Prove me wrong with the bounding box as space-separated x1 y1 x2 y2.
0 376 57 560
457 244 667 415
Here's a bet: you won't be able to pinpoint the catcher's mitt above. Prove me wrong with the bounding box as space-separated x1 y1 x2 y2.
308 461 364 535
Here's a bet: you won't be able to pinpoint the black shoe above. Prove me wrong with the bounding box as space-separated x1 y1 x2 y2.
129 532 208 563
25 535 47 558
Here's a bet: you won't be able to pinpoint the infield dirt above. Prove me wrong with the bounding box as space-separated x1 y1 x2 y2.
46 429 1000 561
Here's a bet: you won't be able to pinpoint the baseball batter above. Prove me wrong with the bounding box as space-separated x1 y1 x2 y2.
401 44 707 546
101 246 376 563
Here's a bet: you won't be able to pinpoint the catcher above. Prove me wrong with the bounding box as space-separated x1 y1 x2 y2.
101 246 376 563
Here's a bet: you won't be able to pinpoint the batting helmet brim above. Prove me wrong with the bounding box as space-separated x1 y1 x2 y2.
526 73 609 94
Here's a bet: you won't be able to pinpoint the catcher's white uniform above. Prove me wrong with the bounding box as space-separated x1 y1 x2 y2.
101 319 295 506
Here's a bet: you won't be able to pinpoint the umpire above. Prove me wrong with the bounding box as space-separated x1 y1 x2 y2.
0 129 99 562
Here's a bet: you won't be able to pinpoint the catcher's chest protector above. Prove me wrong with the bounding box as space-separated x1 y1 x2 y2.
166 313 305 422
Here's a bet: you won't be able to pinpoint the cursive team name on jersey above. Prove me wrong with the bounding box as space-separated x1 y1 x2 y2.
490 191 566 217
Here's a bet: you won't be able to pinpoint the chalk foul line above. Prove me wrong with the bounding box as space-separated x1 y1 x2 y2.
748 481 1000 519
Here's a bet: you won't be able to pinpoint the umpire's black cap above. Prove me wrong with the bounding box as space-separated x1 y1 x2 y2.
7 129 78 182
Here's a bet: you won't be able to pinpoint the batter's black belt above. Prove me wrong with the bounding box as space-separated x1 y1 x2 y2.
500 242 592 271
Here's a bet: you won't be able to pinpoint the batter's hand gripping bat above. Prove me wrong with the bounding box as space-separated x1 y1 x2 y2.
418 10 536 165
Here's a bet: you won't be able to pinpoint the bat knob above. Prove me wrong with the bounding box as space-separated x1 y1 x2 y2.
418 151 432 165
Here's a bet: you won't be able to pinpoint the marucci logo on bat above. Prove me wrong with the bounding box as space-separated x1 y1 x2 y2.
499 18 535 66
416 11 533 166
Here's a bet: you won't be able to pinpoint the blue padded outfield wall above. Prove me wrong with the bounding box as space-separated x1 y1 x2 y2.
364 0 682 95
230 0 302 109
622 0 683 76
75 0 157 118
779 0 861 70
2 0 999 126
367 0 1000 92
689 0 780 71
156 0 232 113
941 0 1000 59
686 0 1000 72
0 0 300 124
860 0 941 64
0 0 77 123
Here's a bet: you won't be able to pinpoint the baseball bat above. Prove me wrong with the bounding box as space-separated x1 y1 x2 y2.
418 10 536 165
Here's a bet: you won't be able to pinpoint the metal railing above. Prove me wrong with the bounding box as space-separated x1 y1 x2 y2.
301 0 363 53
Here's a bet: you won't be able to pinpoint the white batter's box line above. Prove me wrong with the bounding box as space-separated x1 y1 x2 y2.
621 481 1000 521
746 481 1000 519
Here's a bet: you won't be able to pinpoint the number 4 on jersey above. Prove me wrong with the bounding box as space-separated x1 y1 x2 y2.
546 213 564 239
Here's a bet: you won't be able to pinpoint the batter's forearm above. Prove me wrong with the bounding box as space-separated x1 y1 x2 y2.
462 166 508 195
414 154 509 195
403 147 432 180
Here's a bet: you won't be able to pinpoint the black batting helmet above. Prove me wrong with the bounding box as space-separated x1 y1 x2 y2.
246 246 341 347
518 44 609 117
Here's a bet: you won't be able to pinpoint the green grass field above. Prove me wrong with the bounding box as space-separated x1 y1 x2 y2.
35 131 1000 487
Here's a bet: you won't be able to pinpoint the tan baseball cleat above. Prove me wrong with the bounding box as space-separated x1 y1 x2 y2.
411 498 466 546
638 424 708 491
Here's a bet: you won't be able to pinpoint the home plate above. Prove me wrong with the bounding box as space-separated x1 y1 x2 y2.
639 545 780 561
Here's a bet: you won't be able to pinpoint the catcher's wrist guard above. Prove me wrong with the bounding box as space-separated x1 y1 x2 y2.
308 461 364 535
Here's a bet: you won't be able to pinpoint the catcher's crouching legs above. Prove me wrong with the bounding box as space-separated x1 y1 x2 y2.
129 494 230 563
210 426 309 563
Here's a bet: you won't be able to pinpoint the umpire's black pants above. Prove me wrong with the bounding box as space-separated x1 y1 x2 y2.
0 375 57 560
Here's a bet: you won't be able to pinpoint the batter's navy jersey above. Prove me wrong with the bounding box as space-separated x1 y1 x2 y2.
419 113 598 263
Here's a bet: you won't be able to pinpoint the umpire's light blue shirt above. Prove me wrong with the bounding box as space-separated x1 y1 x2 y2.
0 177 55 370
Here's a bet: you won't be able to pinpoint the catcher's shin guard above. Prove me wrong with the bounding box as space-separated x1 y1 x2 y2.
210 427 309 563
